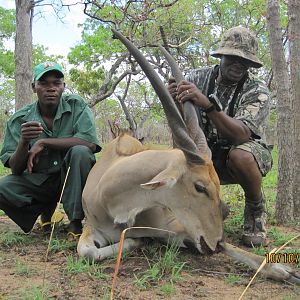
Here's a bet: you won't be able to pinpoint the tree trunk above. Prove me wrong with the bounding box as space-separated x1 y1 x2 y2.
266 0 294 223
15 0 33 110
289 0 300 219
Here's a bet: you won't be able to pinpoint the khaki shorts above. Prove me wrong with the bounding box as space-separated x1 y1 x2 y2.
211 140 273 185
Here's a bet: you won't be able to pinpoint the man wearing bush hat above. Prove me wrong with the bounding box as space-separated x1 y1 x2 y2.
0 61 101 238
168 27 272 247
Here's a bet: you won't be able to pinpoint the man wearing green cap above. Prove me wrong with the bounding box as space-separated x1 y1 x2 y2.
0 61 101 237
168 27 272 247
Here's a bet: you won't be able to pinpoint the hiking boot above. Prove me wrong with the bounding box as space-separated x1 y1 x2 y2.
242 198 267 247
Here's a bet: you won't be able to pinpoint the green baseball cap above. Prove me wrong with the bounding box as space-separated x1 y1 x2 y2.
33 61 64 81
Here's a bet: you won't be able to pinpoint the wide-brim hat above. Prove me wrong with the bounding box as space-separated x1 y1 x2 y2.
210 27 263 68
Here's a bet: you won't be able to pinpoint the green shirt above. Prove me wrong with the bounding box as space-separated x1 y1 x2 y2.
0 94 101 184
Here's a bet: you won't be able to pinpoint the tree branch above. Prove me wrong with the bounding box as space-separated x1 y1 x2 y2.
116 74 137 133
88 54 141 107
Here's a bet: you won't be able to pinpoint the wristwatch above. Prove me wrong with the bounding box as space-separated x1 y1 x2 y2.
203 94 222 113
203 103 216 114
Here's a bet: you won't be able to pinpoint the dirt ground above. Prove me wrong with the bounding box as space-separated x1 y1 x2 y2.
0 215 299 300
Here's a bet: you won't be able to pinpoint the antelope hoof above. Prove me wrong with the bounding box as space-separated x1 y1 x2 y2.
265 263 300 284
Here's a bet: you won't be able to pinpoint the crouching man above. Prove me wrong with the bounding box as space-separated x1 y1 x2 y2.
0 61 101 238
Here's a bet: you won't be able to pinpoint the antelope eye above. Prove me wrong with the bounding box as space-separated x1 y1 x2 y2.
194 183 208 195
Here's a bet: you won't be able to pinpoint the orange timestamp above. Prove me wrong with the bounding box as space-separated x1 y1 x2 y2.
265 252 299 264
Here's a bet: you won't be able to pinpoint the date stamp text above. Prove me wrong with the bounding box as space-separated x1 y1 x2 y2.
265 252 299 264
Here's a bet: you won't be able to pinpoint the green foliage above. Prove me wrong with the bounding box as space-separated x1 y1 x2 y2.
47 238 76 253
69 67 105 97
0 6 15 46
222 185 244 239
134 242 186 290
66 0 287 137
76 26 122 60
0 97 13 141
0 50 14 77
18 285 50 300
263 232 300 270
281 297 298 300
32 44 63 67
263 147 278 190
65 255 93 274
268 109 277 127
224 274 243 286
15 259 36 276
0 156 11 177
82 0 275 70
262 147 278 223
67 25 122 87
268 227 297 247
250 245 267 256
67 25 124 100
65 255 108 279
160 283 176 297
0 6 64 117
0 7 15 81
223 206 244 239
99 288 111 300
0 231 32 247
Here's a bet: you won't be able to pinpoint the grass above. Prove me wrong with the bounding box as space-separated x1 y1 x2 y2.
65 255 108 280
160 283 176 296
251 245 267 256
0 144 299 296
15 259 36 276
46 237 76 253
17 285 50 300
0 141 10 176
268 227 298 246
0 230 32 247
0 163 10 177
224 274 243 286
134 241 186 290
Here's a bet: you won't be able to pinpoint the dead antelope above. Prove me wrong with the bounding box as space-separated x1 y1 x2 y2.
77 29 300 285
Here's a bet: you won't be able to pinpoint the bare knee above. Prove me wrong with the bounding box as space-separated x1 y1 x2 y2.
227 149 257 174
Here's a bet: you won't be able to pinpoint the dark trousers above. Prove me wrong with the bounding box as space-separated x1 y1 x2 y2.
0 145 96 233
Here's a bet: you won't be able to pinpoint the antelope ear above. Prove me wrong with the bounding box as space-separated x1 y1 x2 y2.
140 166 182 190
140 178 177 190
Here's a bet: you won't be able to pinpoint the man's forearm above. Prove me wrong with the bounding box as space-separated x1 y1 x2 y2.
206 110 251 144
38 137 97 152
9 141 30 175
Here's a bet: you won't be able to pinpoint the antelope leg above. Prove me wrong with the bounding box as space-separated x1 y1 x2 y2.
220 242 300 284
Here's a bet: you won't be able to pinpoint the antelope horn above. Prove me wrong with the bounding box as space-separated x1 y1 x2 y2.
112 28 204 165
158 45 211 158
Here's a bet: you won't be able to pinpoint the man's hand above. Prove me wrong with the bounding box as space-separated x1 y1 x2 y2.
8 121 44 174
22 122 44 173
177 80 211 109
167 77 178 101
27 140 45 173
20 121 43 144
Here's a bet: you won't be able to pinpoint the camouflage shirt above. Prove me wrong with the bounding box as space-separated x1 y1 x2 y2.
186 65 270 147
